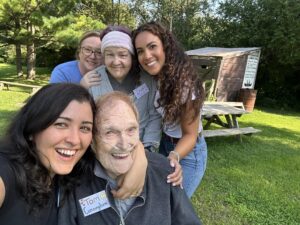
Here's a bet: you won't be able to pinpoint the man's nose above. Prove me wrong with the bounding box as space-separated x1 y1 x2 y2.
116 133 131 150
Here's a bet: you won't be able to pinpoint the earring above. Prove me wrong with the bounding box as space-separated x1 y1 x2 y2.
29 135 33 141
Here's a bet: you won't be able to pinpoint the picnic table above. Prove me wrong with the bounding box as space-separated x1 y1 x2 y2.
0 80 41 95
201 101 261 140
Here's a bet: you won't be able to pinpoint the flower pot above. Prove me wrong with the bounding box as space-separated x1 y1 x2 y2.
238 89 257 112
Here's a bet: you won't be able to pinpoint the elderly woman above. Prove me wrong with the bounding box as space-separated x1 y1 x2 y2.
59 91 202 225
87 25 161 152
85 25 182 185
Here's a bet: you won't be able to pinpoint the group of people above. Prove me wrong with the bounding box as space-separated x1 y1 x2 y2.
0 21 207 225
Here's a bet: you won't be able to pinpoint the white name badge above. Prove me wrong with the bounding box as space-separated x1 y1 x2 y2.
133 83 149 99
79 190 111 217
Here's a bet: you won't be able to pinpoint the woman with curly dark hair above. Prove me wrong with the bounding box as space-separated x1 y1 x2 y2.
0 83 147 224
133 21 208 198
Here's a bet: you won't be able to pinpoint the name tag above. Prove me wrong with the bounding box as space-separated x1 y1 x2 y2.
133 83 149 99
79 190 111 217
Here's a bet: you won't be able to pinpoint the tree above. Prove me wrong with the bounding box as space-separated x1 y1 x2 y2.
75 0 136 28
129 0 208 48
0 0 79 79
193 0 300 107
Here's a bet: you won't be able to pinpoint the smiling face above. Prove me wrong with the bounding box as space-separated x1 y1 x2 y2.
33 100 93 177
78 36 102 75
94 100 139 179
135 31 166 76
104 47 132 83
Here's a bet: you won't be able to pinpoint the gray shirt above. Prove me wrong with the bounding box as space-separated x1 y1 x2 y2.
89 66 161 148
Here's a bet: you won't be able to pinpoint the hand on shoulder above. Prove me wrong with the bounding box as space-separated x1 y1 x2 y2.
80 70 101 89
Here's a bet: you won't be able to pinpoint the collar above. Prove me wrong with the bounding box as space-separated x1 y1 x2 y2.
93 159 147 201
93 159 146 217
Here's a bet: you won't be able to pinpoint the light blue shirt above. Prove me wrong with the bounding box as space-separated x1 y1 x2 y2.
50 60 82 84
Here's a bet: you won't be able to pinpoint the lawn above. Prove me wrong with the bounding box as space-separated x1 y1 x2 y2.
1 63 299 224
195 109 300 225
0 63 51 85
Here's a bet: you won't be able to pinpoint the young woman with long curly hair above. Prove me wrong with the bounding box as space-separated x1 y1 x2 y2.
133 21 208 198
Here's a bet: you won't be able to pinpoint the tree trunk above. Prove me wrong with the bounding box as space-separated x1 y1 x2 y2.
26 23 36 80
117 0 120 25
15 43 23 77
14 17 23 77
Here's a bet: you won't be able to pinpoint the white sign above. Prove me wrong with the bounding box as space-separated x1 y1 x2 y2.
79 190 111 217
133 83 149 99
242 50 260 89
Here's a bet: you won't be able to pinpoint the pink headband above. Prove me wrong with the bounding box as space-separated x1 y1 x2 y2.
101 31 134 55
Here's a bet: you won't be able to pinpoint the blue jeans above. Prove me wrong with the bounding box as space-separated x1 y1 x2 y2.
159 134 208 198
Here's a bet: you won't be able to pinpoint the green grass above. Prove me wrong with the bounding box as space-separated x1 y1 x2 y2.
193 109 300 225
0 63 51 86
1 63 300 224
0 91 29 131
0 63 51 131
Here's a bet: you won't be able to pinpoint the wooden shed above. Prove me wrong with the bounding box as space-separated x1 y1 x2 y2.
186 47 261 103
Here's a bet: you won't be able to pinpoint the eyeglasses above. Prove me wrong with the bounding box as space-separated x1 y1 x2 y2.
81 47 102 58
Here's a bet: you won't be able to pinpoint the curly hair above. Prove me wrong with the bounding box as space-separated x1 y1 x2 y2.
101 25 141 86
0 83 96 213
132 21 205 124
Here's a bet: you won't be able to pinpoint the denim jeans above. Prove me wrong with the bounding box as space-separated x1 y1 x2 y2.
159 134 208 198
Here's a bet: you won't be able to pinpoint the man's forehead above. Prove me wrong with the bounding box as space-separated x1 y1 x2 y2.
98 106 137 126
99 100 136 117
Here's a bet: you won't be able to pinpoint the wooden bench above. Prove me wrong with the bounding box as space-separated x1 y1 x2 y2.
0 81 41 95
203 127 261 138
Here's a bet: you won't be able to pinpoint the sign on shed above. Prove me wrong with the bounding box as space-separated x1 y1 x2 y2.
242 50 260 89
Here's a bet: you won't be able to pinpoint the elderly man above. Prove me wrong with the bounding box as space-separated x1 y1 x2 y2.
59 91 202 225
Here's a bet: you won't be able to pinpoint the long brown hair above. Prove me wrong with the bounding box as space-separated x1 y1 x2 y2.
132 21 205 124
0 83 96 212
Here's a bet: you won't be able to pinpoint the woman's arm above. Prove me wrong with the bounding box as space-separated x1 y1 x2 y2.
0 177 5 207
111 141 147 199
168 104 199 161
166 103 199 186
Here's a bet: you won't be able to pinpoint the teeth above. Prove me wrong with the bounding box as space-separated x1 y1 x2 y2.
112 153 129 157
146 61 156 66
88 61 97 65
57 149 76 156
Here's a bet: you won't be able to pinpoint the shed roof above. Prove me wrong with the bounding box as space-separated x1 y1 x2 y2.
186 47 260 58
